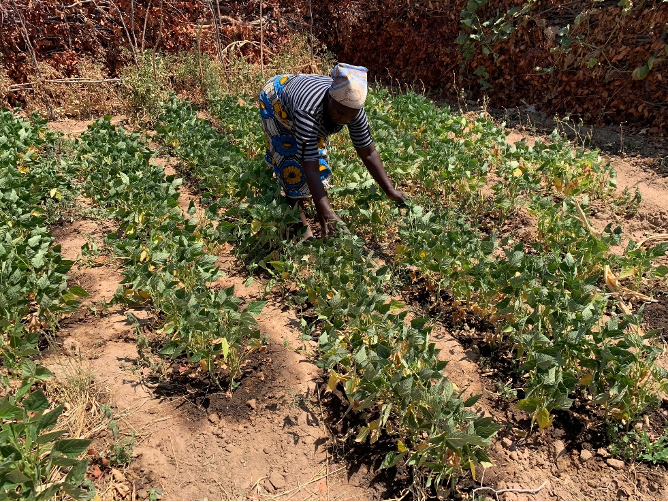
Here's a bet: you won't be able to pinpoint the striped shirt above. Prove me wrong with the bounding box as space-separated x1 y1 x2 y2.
280 75 373 161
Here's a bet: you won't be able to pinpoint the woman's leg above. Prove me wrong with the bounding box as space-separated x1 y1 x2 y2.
286 196 314 240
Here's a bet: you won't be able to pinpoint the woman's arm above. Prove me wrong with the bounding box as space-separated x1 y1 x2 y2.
356 144 406 202
303 160 346 236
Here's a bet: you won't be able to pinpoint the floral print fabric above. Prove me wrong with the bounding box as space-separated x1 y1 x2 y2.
259 75 332 198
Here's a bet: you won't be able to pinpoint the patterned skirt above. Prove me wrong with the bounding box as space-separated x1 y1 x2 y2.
259 75 333 198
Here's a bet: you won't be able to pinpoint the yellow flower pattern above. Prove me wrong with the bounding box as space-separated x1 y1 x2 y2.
283 165 302 185
273 102 289 123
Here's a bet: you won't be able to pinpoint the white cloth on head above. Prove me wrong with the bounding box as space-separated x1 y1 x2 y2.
329 63 368 109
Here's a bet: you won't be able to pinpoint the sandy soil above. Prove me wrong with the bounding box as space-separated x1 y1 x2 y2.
41 118 668 500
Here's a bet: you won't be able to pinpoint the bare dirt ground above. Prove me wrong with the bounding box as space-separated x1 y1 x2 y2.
42 118 668 500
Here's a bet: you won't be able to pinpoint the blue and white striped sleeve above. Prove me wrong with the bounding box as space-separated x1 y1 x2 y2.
347 109 373 150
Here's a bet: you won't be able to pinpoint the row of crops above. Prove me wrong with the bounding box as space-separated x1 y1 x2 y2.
0 111 94 499
153 91 668 479
1 84 667 497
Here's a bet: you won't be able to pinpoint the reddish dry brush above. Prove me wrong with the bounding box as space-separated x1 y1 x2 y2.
1 0 667 132
312 0 668 134
0 0 302 86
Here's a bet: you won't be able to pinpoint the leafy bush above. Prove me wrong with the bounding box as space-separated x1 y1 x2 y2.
0 390 94 501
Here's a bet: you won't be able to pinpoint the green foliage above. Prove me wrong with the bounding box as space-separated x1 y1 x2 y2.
154 94 501 490
153 86 668 485
0 109 87 380
0 109 94 501
71 116 265 388
610 423 668 465
16 67 659 494
458 0 533 88
0 390 94 500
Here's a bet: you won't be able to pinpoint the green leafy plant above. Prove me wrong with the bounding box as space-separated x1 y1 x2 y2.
610 424 668 465
0 390 94 500
0 108 88 380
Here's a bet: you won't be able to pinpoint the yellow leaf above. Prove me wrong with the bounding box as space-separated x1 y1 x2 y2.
554 177 563 191
419 250 426 258
578 372 593 386
397 440 407 453
512 427 527 438
281 271 290 279
221 337 229 359
326 371 342 393
250 219 262 235
513 168 523 177
138 290 150 300
618 266 638 279
603 265 619 292
416 441 428 452
537 407 552 429
469 459 476 481
369 420 380 444
355 426 370 443
140 249 149 262
611 408 629 421
199 359 208 371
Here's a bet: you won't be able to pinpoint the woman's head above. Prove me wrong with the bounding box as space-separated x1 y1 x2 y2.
329 63 368 111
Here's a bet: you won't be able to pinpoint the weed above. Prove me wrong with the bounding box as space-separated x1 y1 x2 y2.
108 435 135 467
610 424 668 465
494 380 518 400
121 50 173 123
149 488 163 500
100 403 135 466
78 233 105 267
611 186 643 216
554 114 594 149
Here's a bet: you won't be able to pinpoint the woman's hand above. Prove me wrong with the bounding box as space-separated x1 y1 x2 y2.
386 188 408 203
356 146 407 206
318 209 349 238
387 188 408 202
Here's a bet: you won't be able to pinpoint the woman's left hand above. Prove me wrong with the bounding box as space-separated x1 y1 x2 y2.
387 188 408 203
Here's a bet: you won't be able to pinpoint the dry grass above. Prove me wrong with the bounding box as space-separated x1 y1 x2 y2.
0 67 11 108
3 35 334 125
45 357 110 440
8 56 122 120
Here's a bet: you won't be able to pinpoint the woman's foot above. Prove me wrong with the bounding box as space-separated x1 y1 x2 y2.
301 224 314 242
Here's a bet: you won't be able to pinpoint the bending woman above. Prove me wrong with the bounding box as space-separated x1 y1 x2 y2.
259 63 406 240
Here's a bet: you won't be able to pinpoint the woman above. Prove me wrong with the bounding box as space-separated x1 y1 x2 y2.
259 63 406 240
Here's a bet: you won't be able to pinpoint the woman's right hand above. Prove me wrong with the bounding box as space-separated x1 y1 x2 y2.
302 160 349 239
319 209 348 239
